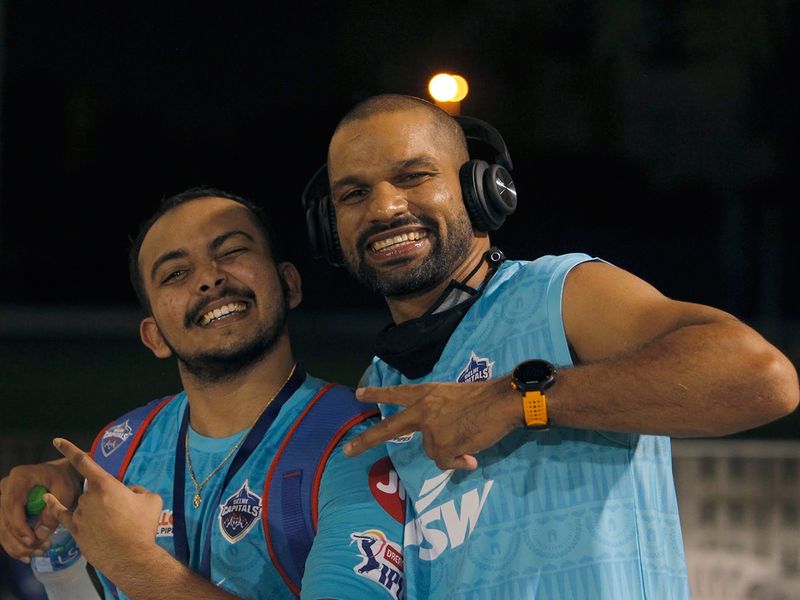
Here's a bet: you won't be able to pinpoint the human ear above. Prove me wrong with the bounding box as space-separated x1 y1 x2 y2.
140 317 173 359
278 262 303 310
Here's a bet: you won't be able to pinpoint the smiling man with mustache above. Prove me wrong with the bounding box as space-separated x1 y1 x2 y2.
303 93 799 600
0 187 406 600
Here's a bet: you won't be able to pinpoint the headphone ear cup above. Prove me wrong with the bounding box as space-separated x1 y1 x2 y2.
482 163 517 229
459 160 518 232
302 163 344 267
459 159 493 232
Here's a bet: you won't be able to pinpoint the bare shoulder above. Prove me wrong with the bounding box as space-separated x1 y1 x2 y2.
562 260 737 363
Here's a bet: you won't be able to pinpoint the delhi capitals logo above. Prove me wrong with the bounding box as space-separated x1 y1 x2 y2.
457 352 495 383
101 420 133 457
219 480 262 543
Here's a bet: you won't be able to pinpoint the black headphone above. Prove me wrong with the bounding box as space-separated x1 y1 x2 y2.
301 114 518 267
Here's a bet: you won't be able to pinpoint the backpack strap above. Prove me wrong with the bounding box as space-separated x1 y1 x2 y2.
90 395 175 479
86 395 174 599
263 383 380 597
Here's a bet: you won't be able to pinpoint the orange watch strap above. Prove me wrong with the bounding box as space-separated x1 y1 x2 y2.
522 390 549 428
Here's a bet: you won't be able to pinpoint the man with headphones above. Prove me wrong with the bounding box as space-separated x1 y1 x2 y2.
301 93 799 599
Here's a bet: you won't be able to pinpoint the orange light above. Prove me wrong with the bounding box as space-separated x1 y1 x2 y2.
451 75 469 102
429 73 458 102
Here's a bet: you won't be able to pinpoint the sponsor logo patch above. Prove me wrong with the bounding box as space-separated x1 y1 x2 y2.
218 480 261 543
369 456 406 524
457 352 494 383
101 420 133 457
405 471 494 561
351 529 404 599
156 509 173 537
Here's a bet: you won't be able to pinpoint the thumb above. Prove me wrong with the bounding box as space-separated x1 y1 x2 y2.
43 492 74 532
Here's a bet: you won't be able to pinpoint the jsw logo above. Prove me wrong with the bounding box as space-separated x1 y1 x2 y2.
404 470 494 561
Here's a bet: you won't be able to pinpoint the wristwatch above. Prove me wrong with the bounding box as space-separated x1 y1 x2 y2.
511 359 557 429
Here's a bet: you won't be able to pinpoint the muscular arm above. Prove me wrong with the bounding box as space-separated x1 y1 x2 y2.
543 260 799 436
345 260 799 469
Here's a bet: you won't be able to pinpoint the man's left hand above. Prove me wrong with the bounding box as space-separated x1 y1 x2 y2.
344 377 523 470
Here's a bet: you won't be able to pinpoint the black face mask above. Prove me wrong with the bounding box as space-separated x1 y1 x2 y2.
374 247 506 379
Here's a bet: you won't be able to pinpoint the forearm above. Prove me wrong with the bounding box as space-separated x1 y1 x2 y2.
100 545 242 600
507 319 798 437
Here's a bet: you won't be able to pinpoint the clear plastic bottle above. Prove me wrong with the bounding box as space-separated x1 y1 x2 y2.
25 485 99 600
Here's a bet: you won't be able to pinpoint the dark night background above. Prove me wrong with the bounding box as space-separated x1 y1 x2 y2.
0 2 798 439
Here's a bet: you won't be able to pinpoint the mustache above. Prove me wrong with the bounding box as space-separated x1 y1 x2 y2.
355 215 439 251
184 285 256 328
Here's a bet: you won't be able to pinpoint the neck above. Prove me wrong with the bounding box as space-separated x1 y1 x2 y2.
179 335 296 437
386 237 492 324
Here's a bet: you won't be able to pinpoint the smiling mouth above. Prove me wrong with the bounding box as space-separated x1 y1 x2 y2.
369 231 427 252
198 302 248 327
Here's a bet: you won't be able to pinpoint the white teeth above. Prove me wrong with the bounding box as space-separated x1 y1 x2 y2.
371 231 425 252
200 302 247 326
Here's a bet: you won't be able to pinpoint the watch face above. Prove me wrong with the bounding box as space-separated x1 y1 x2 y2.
513 359 556 389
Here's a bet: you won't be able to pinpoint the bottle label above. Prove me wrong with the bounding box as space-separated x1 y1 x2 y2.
31 532 82 573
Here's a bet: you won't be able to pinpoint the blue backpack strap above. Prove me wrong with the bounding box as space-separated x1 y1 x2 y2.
87 395 174 599
263 382 380 597
90 395 175 479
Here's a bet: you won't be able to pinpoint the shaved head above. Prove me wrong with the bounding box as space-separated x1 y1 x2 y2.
330 94 469 167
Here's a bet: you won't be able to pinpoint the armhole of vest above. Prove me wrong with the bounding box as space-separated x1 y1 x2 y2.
309 406 379 530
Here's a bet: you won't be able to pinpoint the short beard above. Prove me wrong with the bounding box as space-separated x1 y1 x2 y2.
166 288 289 384
346 212 474 298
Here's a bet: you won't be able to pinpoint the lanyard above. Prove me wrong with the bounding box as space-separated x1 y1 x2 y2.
172 365 306 578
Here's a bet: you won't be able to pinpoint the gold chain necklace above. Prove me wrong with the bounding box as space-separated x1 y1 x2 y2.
186 363 297 509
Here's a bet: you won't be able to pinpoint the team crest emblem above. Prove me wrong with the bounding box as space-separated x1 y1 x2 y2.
101 420 133 457
351 529 404 599
219 480 262 543
457 352 495 383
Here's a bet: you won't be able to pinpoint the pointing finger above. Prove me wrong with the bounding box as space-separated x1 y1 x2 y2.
344 411 416 457
53 438 109 485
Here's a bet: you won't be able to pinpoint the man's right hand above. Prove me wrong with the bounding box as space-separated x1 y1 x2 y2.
0 457 83 562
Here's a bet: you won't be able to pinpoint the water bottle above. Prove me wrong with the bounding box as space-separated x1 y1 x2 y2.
25 485 99 599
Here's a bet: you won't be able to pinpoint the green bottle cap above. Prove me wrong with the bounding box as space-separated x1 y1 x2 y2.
25 485 49 516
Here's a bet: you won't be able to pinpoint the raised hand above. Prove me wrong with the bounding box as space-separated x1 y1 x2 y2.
344 377 523 470
45 438 163 578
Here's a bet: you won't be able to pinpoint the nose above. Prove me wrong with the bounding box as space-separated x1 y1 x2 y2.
196 262 226 294
365 181 409 222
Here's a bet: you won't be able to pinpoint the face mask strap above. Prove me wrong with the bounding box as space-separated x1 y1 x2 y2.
374 247 507 379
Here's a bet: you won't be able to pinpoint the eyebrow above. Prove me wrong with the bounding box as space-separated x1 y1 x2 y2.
149 230 256 282
330 156 439 194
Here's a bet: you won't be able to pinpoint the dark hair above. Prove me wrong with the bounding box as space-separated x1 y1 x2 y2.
128 186 280 312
